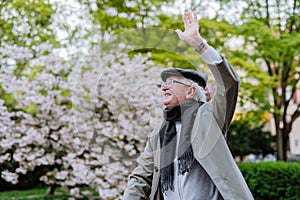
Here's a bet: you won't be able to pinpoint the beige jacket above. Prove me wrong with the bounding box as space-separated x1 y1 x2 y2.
123 58 254 200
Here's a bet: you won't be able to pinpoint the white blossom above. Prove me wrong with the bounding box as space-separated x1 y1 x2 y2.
1 171 19 184
55 171 69 180
0 43 163 198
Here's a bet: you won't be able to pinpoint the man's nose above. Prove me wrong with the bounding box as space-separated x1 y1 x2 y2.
161 85 168 91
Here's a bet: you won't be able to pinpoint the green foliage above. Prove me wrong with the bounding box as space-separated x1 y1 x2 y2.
156 14 182 30
0 186 99 200
0 0 58 47
233 0 300 160
83 0 175 35
20 103 39 115
0 187 71 200
129 48 197 70
25 65 45 80
0 89 17 111
239 162 300 200
199 18 236 46
228 119 275 158
106 27 206 70
237 19 300 69
229 56 274 112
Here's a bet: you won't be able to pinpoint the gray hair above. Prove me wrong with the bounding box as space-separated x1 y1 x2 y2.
183 78 206 102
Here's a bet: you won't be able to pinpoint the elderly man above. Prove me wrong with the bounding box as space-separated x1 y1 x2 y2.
123 12 254 200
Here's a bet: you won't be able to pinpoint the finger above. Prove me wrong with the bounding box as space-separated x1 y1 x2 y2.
193 12 198 21
183 12 189 23
183 13 189 28
187 12 193 23
175 29 183 40
186 12 192 22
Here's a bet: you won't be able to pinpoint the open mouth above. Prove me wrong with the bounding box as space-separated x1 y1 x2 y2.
164 92 172 97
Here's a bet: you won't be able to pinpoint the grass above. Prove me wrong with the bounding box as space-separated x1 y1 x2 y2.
0 187 100 200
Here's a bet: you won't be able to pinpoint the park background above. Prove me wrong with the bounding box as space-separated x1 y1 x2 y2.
0 0 299 199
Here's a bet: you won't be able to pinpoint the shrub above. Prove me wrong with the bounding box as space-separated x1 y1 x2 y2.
239 162 300 200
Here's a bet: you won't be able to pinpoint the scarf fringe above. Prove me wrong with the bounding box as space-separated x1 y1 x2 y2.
178 147 194 174
161 174 174 194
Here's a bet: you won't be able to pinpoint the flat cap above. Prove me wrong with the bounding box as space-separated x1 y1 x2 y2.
161 68 207 88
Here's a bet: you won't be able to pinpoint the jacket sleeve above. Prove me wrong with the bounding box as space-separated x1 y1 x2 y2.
208 56 240 137
122 137 154 200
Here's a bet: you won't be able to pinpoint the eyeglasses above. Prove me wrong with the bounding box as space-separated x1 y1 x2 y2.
161 79 192 88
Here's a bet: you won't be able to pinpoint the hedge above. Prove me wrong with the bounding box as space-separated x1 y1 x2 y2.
239 162 300 200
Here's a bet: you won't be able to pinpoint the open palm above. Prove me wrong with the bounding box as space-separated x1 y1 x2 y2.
176 12 202 48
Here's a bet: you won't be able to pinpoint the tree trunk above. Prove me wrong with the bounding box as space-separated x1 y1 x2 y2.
46 184 57 195
276 129 285 161
277 129 289 161
282 130 289 161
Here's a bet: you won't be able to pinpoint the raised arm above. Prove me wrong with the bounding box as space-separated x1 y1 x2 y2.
176 12 240 136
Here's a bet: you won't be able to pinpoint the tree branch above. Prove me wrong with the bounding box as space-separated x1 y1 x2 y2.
290 104 300 124
289 0 298 33
265 0 270 27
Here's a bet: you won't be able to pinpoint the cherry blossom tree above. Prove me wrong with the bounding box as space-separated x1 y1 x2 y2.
0 42 163 199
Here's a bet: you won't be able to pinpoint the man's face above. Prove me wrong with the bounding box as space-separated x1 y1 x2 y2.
161 76 192 107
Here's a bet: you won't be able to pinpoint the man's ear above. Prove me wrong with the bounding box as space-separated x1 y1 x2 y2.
186 86 196 99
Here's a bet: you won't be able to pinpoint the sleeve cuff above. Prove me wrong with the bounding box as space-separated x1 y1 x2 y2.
200 46 223 65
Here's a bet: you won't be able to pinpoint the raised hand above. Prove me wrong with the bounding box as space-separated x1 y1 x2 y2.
175 12 203 49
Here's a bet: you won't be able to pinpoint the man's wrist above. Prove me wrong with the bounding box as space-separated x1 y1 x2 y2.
194 38 208 54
